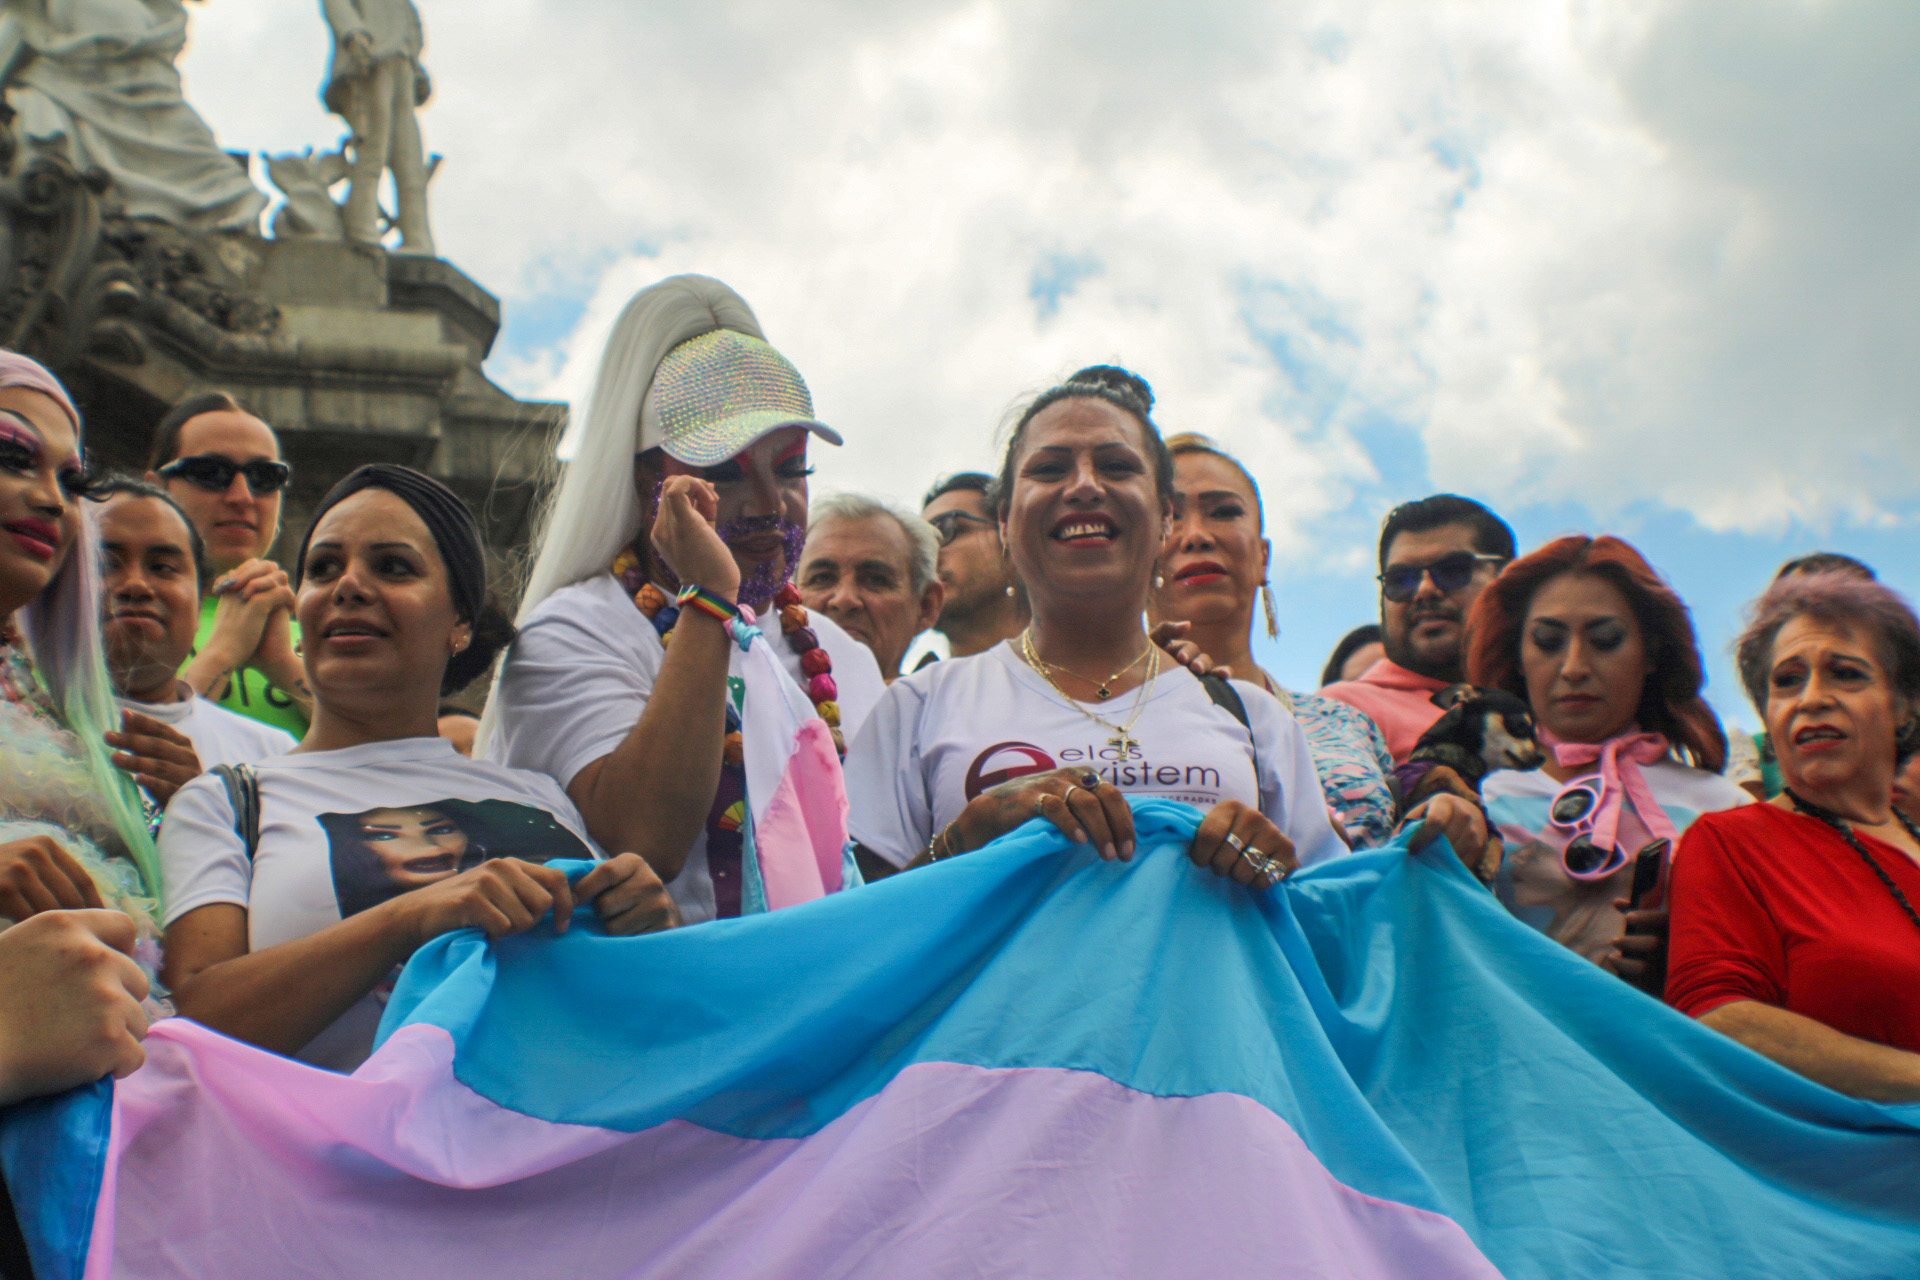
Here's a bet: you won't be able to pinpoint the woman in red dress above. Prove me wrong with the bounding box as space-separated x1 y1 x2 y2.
1667 570 1920 1101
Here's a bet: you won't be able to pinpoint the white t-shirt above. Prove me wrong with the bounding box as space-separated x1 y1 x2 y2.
487 573 885 924
117 689 297 770
160 736 602 1071
844 641 1347 871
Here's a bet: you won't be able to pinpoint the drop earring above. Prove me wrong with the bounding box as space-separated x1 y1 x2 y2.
1261 583 1280 639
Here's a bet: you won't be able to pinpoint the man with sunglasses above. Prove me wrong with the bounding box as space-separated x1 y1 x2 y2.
920 473 1028 664
1323 494 1516 762
145 393 312 738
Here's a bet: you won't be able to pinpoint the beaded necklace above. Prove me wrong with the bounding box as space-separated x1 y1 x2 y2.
612 549 846 754
1783 788 1920 937
611 549 842 917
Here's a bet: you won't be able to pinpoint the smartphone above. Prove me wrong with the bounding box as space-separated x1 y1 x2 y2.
1626 838 1671 911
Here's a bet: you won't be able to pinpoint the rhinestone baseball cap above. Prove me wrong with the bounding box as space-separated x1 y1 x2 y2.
639 328 843 465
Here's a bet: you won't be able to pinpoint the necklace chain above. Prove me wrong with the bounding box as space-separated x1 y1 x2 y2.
1019 629 1160 753
1783 788 1920 937
1022 637 1155 700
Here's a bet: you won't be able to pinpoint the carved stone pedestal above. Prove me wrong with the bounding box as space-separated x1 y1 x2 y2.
0 153 563 581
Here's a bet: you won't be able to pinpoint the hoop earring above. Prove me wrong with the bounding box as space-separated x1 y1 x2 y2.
1261 583 1280 639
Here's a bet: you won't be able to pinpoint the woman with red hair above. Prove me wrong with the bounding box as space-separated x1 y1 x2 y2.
1467 536 1747 987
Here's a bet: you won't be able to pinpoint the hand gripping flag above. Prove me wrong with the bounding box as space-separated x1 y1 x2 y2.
6 799 1919 1279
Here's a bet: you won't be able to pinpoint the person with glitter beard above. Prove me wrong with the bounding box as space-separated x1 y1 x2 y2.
484 276 885 924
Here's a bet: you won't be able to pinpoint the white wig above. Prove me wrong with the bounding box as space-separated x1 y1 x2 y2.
479 277 765 753
515 275 767 621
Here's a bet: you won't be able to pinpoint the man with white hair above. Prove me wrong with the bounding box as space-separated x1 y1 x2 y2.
798 496 945 683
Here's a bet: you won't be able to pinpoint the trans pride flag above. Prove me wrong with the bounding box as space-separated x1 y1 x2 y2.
6 800 1919 1279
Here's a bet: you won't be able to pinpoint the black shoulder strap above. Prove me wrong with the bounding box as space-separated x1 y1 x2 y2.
209 762 261 860
1199 672 1252 732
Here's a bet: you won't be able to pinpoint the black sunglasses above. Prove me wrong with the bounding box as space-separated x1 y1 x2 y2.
1378 551 1504 603
927 509 993 547
160 454 292 495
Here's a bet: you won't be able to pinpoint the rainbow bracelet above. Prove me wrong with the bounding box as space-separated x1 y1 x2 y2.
676 585 759 652
676 583 739 623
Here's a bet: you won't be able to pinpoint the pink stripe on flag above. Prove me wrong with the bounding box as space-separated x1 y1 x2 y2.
98 1020 1501 1279
757 718 848 909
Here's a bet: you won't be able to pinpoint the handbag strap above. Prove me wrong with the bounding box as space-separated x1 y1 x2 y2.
209 762 261 860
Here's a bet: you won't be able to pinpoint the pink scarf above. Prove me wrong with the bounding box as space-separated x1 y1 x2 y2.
1542 726 1680 874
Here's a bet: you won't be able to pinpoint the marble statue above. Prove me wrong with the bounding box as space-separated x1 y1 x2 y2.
0 0 266 232
265 147 348 240
321 0 434 256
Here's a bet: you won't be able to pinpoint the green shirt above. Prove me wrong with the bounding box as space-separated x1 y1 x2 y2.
188 596 310 739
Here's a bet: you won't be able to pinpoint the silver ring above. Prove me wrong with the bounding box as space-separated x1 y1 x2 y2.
1224 832 1247 854
1079 770 1101 790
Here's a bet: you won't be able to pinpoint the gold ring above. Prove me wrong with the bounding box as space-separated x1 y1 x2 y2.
1079 770 1101 790
1061 784 1082 806
1035 794 1049 817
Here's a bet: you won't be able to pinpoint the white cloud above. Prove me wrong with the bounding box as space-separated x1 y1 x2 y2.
178 0 1920 554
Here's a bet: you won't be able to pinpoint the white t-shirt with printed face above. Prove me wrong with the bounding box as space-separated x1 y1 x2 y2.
844 642 1348 871
487 573 886 925
117 690 297 769
160 736 602 1071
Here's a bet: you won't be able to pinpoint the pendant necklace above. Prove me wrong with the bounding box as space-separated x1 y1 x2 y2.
1021 636 1155 700
1019 629 1161 755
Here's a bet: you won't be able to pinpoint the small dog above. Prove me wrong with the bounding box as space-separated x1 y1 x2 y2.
1393 684 1546 811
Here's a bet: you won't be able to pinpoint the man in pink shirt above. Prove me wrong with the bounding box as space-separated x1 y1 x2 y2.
1322 495 1515 762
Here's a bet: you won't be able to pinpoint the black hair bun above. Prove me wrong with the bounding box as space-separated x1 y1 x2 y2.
442 595 518 695
1066 365 1154 414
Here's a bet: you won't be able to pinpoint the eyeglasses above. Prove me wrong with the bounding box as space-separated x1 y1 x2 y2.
1377 551 1505 603
927 509 993 547
159 454 292 495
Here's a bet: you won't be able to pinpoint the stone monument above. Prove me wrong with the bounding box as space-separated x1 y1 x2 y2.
0 0 560 573
321 0 435 255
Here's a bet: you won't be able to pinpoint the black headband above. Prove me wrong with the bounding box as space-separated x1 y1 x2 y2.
294 464 486 623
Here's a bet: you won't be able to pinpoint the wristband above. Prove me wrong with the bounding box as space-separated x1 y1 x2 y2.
676 585 761 653
675 583 740 622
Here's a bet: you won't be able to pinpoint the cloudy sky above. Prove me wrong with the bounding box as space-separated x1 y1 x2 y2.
178 0 1920 721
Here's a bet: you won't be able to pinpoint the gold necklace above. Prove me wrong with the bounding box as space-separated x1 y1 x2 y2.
1021 635 1156 700
1019 630 1161 756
